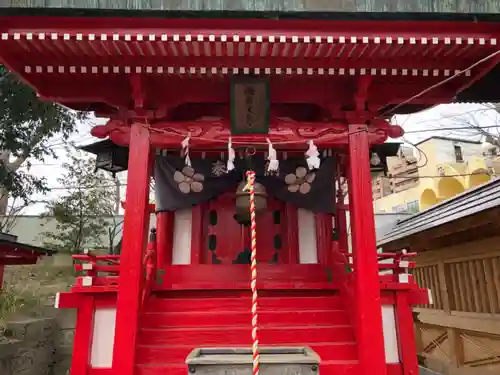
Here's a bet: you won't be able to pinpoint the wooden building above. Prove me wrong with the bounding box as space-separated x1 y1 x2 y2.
378 178 500 375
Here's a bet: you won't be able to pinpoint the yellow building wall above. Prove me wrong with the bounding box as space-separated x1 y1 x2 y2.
374 139 494 213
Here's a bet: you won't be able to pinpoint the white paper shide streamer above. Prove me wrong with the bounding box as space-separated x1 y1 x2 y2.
227 137 235 172
266 138 279 173
181 133 191 167
305 140 320 170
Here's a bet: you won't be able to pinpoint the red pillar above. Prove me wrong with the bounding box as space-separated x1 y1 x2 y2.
112 123 153 375
315 213 333 266
335 166 349 254
285 204 299 264
70 296 94 375
335 204 349 254
156 211 174 268
396 293 419 375
348 124 387 375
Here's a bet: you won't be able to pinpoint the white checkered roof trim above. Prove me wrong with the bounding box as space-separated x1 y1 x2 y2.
24 65 472 77
1 32 498 46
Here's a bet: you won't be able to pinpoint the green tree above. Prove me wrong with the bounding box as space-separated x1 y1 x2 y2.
41 151 120 253
0 66 87 214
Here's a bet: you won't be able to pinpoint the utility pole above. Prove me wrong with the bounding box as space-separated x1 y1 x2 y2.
114 178 121 215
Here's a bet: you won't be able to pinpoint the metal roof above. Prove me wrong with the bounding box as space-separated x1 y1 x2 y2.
377 177 500 247
2 1 500 15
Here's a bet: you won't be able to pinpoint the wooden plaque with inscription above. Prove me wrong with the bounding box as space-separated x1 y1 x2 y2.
230 77 270 135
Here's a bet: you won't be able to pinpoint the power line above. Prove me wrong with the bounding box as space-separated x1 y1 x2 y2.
379 171 493 180
404 125 500 134
399 107 499 126
47 184 128 190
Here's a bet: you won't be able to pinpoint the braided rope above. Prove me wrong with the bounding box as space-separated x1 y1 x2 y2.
244 170 260 375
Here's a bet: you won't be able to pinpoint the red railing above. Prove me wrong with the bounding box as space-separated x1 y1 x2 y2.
73 252 121 276
72 230 158 308
72 249 416 284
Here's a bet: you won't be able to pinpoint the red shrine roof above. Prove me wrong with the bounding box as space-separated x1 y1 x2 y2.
0 233 55 266
0 16 499 118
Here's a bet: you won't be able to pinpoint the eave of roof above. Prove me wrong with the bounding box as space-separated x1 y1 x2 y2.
2 8 500 22
1 15 499 112
377 177 500 247
0 237 56 262
414 135 482 146
79 139 127 154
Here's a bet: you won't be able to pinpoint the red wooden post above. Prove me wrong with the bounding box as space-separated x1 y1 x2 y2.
70 295 94 375
156 211 174 268
315 213 333 266
112 123 153 375
336 208 349 255
396 293 419 375
335 166 349 255
190 205 203 264
285 204 299 264
348 124 387 375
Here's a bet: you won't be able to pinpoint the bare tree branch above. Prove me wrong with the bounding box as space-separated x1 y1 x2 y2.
0 197 38 233
437 104 500 147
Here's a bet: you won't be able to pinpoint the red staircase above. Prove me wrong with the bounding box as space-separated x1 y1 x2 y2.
136 291 359 375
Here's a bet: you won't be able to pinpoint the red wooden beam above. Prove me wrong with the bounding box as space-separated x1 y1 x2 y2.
284 204 299 264
70 295 94 375
156 264 339 289
407 288 432 305
0 245 40 258
99 124 390 148
0 257 38 265
190 205 203 265
73 254 121 261
120 200 155 213
74 264 120 274
315 213 333 266
55 291 83 309
395 293 419 375
9 70 456 117
156 211 174 268
13 54 474 71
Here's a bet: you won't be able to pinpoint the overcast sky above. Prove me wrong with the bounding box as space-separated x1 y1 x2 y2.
19 103 500 215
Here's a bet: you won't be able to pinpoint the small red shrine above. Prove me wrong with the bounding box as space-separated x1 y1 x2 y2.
0 233 55 289
1 10 498 375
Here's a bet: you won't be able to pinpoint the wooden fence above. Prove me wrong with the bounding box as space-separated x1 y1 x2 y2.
413 236 500 375
414 255 500 313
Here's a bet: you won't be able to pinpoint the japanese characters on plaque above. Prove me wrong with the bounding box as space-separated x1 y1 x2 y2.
245 86 257 130
230 77 270 134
